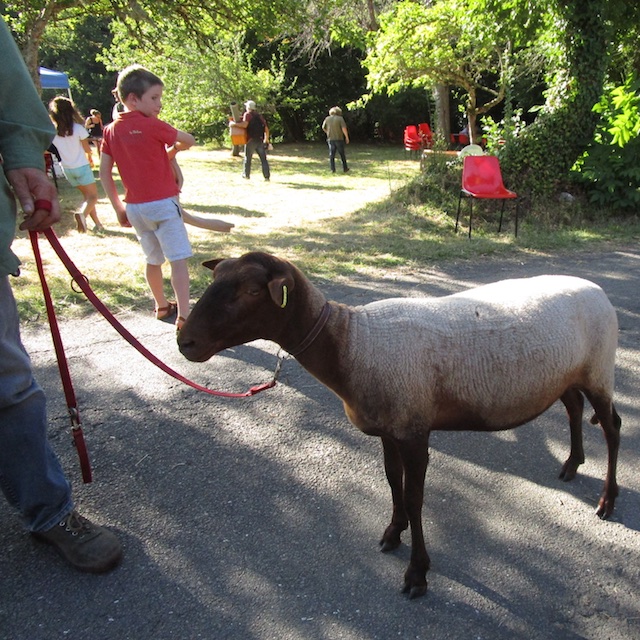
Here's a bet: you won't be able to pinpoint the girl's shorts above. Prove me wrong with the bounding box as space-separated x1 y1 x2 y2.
62 164 94 187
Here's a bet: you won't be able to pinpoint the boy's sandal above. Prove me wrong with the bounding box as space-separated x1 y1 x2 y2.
155 301 177 321
175 316 186 333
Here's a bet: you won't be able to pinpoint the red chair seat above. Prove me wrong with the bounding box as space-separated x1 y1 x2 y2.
456 156 519 237
417 123 433 148
403 125 422 158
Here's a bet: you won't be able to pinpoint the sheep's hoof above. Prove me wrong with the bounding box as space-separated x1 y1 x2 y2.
402 580 428 599
558 458 582 482
402 563 428 599
380 538 400 553
595 495 616 519
379 522 407 552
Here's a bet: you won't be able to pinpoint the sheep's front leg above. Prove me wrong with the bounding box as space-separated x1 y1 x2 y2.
559 389 585 481
380 437 409 552
396 438 431 599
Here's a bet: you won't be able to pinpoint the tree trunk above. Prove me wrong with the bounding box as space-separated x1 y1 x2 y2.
432 84 450 145
465 85 478 145
366 0 379 31
14 1 75 91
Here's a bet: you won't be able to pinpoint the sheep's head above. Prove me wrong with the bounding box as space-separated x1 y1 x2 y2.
178 252 295 362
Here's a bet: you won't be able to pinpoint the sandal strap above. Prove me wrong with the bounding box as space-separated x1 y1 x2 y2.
155 301 177 320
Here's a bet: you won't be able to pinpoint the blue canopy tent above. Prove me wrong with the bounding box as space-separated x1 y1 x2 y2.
39 66 72 99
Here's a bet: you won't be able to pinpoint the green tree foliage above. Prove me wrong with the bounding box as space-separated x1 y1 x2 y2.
251 40 368 141
1 0 304 82
101 21 285 140
39 15 115 122
573 77 640 210
498 0 610 196
364 0 516 144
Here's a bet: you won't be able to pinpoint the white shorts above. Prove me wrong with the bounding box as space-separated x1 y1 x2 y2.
126 197 193 265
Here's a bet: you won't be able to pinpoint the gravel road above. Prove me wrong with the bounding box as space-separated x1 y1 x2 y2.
2 246 639 640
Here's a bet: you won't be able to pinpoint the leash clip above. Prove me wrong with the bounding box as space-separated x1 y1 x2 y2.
68 407 81 429
272 350 286 382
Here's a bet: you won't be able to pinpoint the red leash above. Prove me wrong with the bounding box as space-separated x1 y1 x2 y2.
29 228 281 481
30 230 92 483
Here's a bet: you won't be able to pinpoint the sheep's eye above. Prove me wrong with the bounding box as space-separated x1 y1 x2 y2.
246 288 261 297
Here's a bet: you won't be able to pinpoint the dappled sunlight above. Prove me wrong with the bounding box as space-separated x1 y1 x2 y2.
12 143 640 323
6 237 640 639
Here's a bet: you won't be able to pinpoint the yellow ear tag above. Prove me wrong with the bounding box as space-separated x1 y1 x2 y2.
280 285 288 308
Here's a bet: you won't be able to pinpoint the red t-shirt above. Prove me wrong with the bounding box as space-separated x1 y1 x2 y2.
102 111 179 204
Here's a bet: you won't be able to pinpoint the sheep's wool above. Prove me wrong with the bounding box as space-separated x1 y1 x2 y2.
346 275 617 433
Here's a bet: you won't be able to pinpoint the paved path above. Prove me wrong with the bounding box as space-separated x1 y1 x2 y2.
2 247 639 640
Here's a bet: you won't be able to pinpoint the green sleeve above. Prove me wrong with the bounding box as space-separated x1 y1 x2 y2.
0 18 55 172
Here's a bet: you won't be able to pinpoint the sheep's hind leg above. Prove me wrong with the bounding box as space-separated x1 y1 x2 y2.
559 388 585 481
379 437 409 552
586 394 621 519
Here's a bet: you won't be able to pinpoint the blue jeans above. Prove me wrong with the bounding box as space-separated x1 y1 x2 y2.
243 138 270 179
0 276 73 532
328 140 348 172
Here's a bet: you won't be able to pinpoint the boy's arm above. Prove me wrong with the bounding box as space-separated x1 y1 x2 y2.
167 129 196 160
174 129 196 150
98 151 130 227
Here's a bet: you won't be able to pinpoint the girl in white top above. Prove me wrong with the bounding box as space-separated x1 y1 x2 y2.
49 96 103 232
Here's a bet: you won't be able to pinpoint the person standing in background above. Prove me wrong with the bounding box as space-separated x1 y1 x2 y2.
84 109 104 159
232 100 270 181
48 97 103 232
322 106 350 174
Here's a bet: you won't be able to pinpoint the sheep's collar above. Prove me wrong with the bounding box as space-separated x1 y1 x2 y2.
287 302 332 357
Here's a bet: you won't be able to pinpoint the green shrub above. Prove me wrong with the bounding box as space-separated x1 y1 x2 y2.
572 77 640 212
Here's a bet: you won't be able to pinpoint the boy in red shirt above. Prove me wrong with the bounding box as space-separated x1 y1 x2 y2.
100 65 196 330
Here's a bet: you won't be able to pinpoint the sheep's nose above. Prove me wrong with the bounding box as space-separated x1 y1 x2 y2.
176 329 194 348
177 335 193 351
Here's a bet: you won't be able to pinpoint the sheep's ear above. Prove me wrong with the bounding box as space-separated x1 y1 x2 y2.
202 259 223 272
268 275 294 308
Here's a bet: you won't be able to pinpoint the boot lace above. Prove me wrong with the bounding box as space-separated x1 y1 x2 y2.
60 511 92 538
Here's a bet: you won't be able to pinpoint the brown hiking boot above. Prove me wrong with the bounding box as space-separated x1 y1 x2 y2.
33 510 122 574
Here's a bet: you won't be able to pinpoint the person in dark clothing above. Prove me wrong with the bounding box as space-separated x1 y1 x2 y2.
234 100 270 181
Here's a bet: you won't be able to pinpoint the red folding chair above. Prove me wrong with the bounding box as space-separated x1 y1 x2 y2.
455 155 519 238
403 125 422 158
417 123 433 148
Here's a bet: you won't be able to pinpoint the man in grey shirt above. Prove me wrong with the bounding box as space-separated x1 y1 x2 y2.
322 106 350 173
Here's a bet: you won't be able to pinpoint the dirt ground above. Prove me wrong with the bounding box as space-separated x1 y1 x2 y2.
2 241 640 640
3 148 639 639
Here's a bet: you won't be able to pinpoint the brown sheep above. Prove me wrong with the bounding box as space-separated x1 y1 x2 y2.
177 251 621 599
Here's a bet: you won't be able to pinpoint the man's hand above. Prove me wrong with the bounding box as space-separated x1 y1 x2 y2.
6 167 61 231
